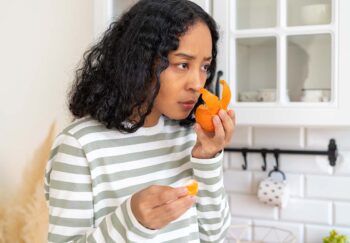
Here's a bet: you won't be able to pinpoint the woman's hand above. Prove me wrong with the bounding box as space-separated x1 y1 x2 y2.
192 109 235 159
130 185 195 229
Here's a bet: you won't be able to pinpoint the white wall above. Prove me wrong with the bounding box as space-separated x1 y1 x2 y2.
224 126 350 242
0 0 94 202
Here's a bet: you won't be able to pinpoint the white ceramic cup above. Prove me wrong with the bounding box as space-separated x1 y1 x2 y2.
257 176 290 208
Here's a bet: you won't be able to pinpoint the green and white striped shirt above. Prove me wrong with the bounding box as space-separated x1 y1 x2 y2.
44 116 230 242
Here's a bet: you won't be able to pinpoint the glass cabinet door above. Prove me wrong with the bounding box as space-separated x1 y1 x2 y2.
236 0 277 29
287 0 332 26
287 34 332 102
236 37 277 102
231 0 335 104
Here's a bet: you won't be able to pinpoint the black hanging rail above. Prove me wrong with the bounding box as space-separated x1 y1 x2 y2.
224 139 338 170
213 71 338 170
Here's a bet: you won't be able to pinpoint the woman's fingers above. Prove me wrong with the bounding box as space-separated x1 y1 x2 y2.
194 123 206 141
152 195 195 226
213 114 225 145
130 185 194 229
218 109 235 145
192 109 235 159
228 109 236 126
144 185 188 208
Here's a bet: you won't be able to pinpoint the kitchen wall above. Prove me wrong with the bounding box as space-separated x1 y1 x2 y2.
0 0 94 202
224 126 350 242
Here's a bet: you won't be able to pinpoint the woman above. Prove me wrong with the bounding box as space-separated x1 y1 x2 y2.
45 0 235 242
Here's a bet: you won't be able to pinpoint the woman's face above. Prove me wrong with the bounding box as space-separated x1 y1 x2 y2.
146 21 213 126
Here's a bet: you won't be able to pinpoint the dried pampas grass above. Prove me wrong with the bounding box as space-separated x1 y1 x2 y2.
0 123 56 243
0 207 6 243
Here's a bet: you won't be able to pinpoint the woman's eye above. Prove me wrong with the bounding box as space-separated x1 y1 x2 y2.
177 63 188 70
201 64 210 72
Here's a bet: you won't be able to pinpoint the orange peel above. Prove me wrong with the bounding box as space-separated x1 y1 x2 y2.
195 80 231 132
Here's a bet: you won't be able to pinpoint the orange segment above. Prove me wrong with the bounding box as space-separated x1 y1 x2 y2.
186 180 198 196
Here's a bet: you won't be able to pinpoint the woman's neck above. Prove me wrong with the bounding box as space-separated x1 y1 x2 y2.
143 110 161 127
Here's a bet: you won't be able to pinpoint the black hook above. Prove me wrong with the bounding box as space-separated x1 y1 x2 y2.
268 149 286 180
241 148 248 170
261 149 267 171
273 149 280 171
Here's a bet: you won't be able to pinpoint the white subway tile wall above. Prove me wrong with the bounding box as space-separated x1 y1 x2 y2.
335 202 350 227
307 128 350 150
228 126 253 147
223 170 252 193
253 127 303 148
229 194 279 219
335 152 350 175
224 126 350 243
306 175 350 200
280 199 332 224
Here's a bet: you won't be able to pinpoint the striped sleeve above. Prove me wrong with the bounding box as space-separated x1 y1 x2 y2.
191 151 231 243
44 133 159 243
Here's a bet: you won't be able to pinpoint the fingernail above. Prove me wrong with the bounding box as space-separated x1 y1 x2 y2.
219 109 225 117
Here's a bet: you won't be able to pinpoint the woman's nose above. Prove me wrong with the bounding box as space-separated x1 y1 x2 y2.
187 70 203 91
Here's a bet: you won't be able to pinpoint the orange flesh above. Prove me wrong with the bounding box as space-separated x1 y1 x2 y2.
186 180 198 196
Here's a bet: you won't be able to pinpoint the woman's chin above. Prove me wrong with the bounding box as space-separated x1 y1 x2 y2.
165 112 191 121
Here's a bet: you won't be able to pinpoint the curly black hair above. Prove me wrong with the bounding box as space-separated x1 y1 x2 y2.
69 0 219 133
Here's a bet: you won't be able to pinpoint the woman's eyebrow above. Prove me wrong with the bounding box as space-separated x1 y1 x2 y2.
173 53 212 61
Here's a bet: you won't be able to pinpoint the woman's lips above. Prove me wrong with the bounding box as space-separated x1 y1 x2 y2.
180 100 196 110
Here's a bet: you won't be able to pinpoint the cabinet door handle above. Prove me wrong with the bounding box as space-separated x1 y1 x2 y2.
215 70 224 96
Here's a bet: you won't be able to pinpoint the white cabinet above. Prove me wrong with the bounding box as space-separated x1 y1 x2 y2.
93 0 350 126
213 0 350 126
